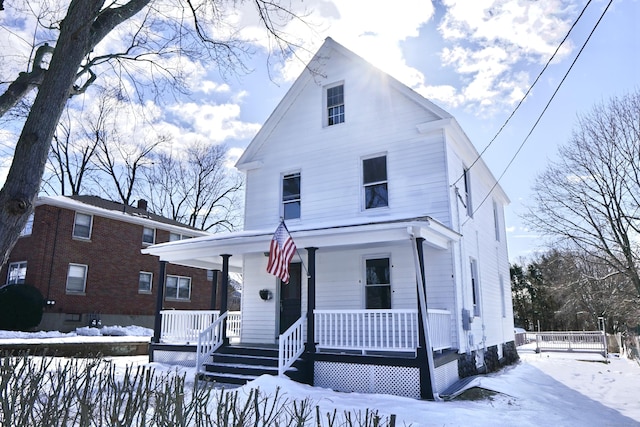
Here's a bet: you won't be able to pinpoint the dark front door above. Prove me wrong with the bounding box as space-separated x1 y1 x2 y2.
279 262 302 334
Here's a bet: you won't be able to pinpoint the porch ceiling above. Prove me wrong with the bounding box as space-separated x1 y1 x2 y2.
142 217 459 271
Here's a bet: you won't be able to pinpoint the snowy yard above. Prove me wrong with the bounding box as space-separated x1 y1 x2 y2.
1 328 639 426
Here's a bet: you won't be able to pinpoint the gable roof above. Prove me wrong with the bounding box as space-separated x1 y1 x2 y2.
37 195 210 236
235 37 454 170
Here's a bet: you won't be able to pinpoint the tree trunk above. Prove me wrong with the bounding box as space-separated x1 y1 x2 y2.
0 1 105 267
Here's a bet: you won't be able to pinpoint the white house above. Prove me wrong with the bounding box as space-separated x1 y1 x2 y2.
143 38 516 400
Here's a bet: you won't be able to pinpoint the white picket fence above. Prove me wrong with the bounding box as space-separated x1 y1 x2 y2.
534 331 607 355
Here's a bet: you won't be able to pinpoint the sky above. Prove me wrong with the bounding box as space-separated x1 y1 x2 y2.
1 0 639 261
2 327 640 426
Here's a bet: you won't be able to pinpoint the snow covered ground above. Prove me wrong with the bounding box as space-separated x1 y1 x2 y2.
2 328 639 426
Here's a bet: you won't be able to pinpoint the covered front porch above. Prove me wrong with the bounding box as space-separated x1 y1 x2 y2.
144 217 461 399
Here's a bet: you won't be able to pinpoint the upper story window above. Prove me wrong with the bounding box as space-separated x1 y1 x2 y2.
363 155 388 209
326 83 344 126
139 271 153 294
66 263 88 294
166 275 191 300
169 233 191 242
73 212 93 239
365 257 391 309
142 227 155 245
282 172 301 220
20 213 34 237
7 261 27 285
463 167 473 217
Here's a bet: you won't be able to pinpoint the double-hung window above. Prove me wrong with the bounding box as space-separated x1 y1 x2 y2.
326 84 344 126
365 257 391 309
282 172 301 220
7 261 27 285
139 272 153 293
73 213 92 239
166 275 191 300
463 168 473 217
169 233 191 242
363 155 388 209
66 264 88 294
142 227 155 245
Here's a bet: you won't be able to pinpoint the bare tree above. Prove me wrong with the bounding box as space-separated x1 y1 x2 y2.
143 141 242 231
526 90 640 296
0 0 307 268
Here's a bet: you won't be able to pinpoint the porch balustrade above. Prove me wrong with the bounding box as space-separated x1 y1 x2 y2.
160 310 241 344
314 309 452 354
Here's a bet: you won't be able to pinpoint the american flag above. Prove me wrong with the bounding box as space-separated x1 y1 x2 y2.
266 222 297 283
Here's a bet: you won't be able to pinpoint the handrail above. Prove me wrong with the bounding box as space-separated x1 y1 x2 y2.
196 311 228 373
278 313 306 376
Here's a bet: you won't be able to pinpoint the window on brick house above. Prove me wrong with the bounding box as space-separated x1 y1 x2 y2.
166 275 191 300
7 261 27 285
73 213 92 239
169 233 192 241
139 272 153 293
66 264 88 294
20 213 34 237
142 227 155 245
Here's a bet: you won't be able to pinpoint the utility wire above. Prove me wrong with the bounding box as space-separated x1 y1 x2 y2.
464 0 614 223
452 0 594 188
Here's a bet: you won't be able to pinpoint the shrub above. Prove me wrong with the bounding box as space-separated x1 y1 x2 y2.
0 284 44 331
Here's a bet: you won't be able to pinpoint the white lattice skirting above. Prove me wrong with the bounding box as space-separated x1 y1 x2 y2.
434 359 459 394
314 362 421 399
152 350 196 367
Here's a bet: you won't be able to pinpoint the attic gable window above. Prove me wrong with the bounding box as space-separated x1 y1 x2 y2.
282 172 301 220
326 84 344 126
363 155 388 209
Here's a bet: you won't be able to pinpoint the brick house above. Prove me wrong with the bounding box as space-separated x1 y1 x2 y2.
0 195 219 332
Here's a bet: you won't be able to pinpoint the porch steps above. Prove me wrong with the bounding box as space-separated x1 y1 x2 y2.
199 345 305 385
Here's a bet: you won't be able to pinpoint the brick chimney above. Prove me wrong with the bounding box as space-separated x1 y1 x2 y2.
137 199 148 211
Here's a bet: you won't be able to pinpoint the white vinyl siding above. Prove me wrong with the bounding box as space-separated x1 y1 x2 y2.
73 213 92 239
7 261 27 285
66 264 88 294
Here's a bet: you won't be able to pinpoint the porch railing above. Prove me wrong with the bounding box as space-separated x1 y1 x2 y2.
535 331 607 355
278 313 306 376
314 309 452 354
160 310 241 344
196 312 227 373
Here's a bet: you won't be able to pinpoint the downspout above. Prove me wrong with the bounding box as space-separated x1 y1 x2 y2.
409 227 441 401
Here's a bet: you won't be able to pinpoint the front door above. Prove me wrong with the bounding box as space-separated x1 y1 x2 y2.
279 262 301 334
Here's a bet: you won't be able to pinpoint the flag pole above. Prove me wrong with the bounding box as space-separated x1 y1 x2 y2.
280 219 311 279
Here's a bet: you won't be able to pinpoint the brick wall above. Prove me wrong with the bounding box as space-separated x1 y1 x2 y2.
1 204 215 324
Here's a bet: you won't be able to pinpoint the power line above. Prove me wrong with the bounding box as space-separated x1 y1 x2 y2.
465 0 614 223
453 0 594 188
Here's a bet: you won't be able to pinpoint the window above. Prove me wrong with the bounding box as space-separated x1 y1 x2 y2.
139 272 153 293
463 168 473 217
166 275 191 300
73 213 92 239
282 172 301 220
363 155 388 209
470 259 480 316
20 213 34 237
7 261 27 285
493 201 500 241
365 257 391 309
499 274 506 318
326 84 344 126
66 264 88 294
169 233 191 241
142 227 155 245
